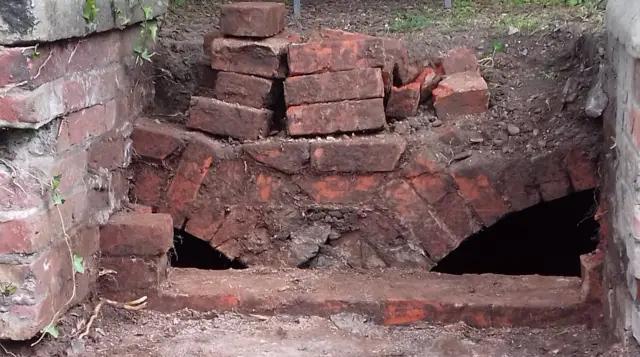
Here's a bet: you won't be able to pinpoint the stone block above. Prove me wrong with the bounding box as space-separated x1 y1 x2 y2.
433 71 489 119
0 0 168 45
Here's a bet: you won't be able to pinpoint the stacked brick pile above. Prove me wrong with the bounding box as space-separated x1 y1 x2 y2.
0 2 169 340
189 2 290 141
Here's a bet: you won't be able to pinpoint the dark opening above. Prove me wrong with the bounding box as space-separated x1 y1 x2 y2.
433 189 600 277
170 230 247 270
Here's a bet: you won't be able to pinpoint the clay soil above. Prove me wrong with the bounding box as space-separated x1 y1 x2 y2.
2 1 624 356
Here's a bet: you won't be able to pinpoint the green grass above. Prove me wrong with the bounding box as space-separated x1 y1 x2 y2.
497 13 543 32
389 12 432 32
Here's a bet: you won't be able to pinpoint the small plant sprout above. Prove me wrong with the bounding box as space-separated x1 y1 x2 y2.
83 0 99 31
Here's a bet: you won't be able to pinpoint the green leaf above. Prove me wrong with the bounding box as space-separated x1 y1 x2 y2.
43 324 59 339
491 39 506 53
73 254 85 274
148 22 158 42
2 283 17 297
142 6 153 21
52 191 65 206
51 174 62 190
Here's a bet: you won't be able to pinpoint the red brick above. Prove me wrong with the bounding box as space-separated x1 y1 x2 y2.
210 36 290 78
0 225 99 340
288 39 386 76
0 47 30 87
432 71 489 119
284 68 384 106
410 173 456 205
184 203 225 241
532 150 572 202
100 212 173 256
402 146 444 178
580 250 604 303
99 255 168 292
88 135 130 170
0 212 51 254
131 119 186 160
0 165 46 211
286 98 386 136
220 2 285 38
386 81 421 119
131 164 169 207
57 101 117 152
417 67 440 101
299 175 384 204
310 136 406 173
431 190 482 241
451 157 511 226
383 180 457 262
0 64 121 128
188 96 273 141
210 205 260 259
565 146 599 192
436 48 478 75
308 28 370 42
243 140 310 174
52 148 88 194
214 72 280 109
128 203 153 213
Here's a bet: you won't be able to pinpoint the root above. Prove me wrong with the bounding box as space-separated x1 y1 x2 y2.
78 296 148 340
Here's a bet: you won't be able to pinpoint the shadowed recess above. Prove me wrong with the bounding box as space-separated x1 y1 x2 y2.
433 189 600 277
170 230 247 270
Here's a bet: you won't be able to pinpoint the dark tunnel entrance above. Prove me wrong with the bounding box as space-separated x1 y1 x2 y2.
433 189 600 277
170 230 247 270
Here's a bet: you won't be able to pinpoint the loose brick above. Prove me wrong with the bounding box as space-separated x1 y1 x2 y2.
299 175 384 204
131 119 186 160
100 212 173 256
386 81 421 119
209 37 290 78
284 68 384 106
433 71 489 119
99 255 169 292
451 157 511 226
243 140 310 174
310 136 406 173
188 97 273 141
214 72 280 109
288 39 386 76
220 2 285 38
286 98 386 136
308 28 370 42
436 48 479 75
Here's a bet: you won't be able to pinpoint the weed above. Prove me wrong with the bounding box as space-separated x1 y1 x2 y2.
389 12 431 32
83 0 99 32
134 4 158 65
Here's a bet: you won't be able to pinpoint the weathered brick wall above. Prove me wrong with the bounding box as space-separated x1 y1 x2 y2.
0 0 167 340
602 0 640 345
129 2 599 270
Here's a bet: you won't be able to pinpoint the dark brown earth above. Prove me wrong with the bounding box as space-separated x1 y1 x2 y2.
1 1 626 356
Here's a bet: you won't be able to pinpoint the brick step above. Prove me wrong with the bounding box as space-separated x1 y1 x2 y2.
111 268 598 329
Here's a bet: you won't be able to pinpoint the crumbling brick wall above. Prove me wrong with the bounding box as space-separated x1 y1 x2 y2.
0 0 167 341
601 0 640 345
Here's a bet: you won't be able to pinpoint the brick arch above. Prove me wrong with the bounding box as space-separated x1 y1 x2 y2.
130 119 600 270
